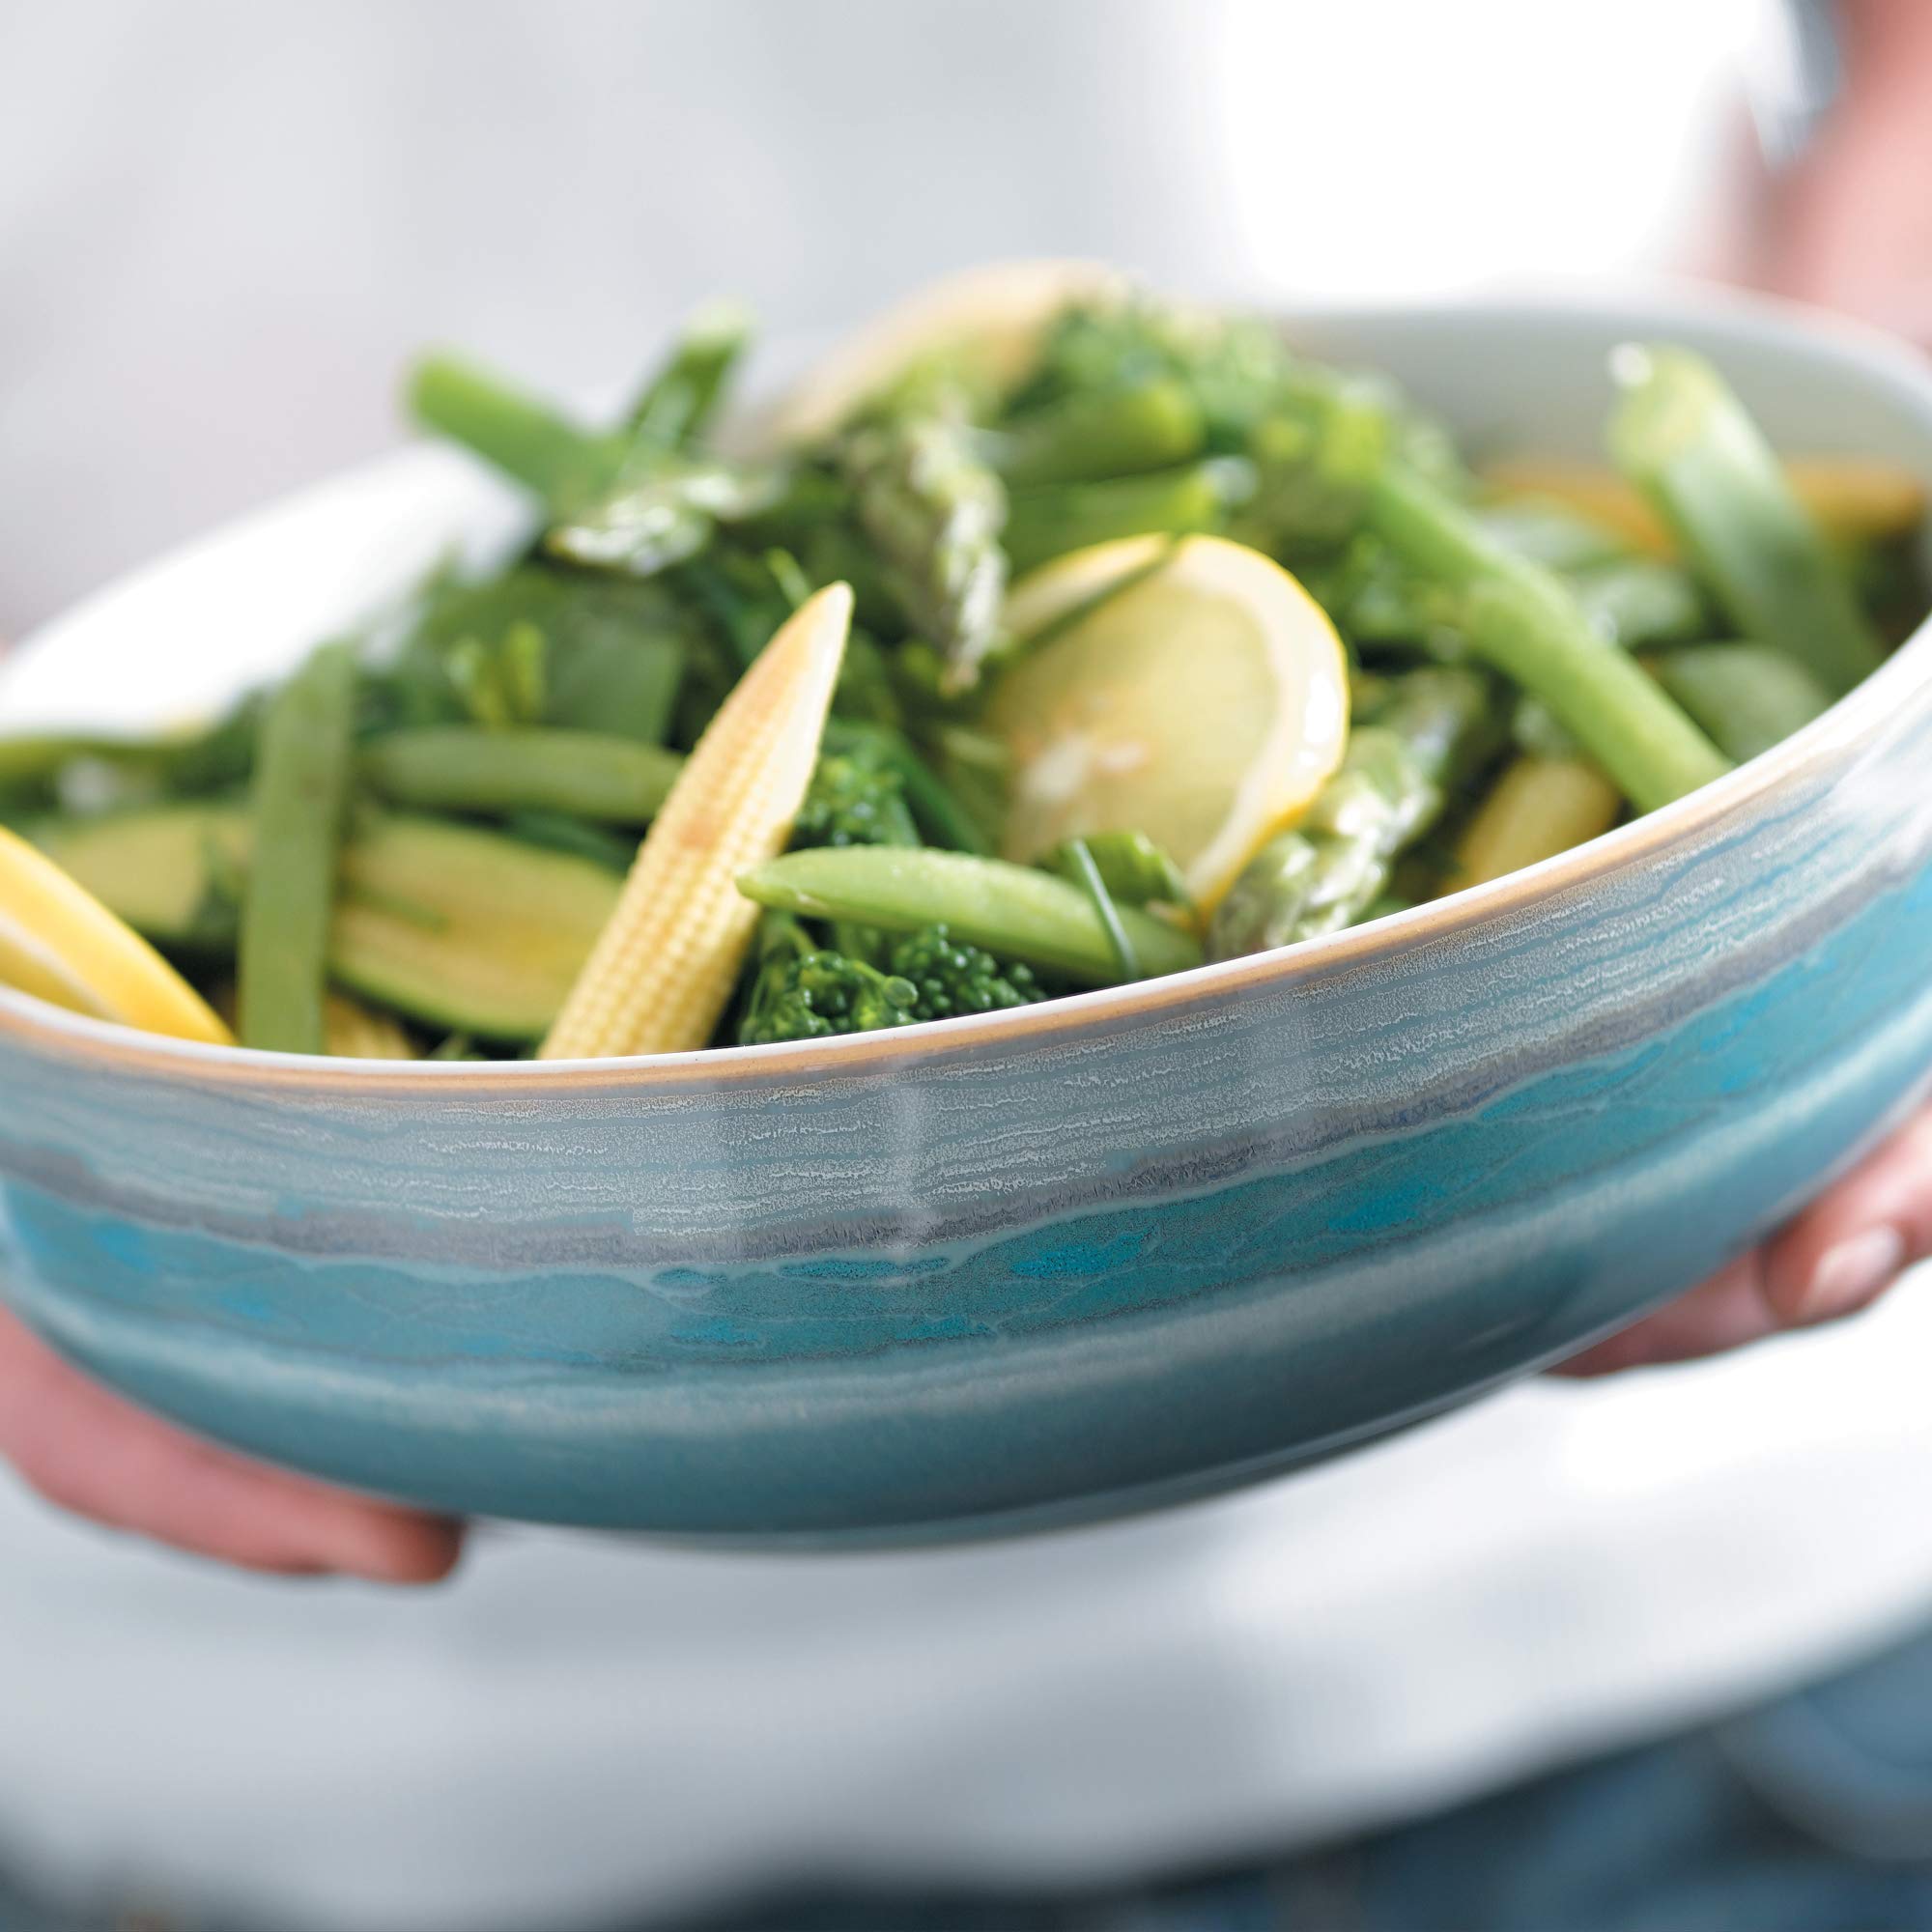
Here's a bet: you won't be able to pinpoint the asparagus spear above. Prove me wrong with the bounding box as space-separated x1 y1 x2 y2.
1207 667 1498 960
410 352 781 577
841 405 1009 695
1365 463 1730 812
625 299 753 448
237 640 358 1054
1607 345 1886 696
1646 643 1833 764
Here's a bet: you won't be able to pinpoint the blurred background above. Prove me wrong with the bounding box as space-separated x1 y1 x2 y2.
0 0 1767 639
10 4 1932 1930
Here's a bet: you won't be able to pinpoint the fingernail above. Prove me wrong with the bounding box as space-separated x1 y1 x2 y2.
1800 1226 1906 1324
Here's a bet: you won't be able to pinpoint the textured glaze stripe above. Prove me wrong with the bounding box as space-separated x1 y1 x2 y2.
12 839 1932 1364
10 944 1932 1531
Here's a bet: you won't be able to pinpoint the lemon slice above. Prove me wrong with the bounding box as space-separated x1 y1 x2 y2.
988 535 1350 911
0 826 232 1043
763 258 1128 448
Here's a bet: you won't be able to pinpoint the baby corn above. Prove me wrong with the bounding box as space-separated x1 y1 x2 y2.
539 582 853 1059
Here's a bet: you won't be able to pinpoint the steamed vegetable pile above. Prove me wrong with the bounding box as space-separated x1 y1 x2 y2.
1 264 1925 1060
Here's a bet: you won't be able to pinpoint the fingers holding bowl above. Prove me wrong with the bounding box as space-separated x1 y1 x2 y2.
1557 1106 1932 1378
0 1306 464 1583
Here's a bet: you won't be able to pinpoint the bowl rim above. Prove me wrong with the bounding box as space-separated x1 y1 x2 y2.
6 278 1932 1096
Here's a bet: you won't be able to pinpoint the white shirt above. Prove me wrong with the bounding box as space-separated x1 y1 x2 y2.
13 5 1931 1927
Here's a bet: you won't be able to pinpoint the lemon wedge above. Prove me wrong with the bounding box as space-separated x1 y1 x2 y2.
0 826 232 1043
764 258 1128 448
988 535 1350 911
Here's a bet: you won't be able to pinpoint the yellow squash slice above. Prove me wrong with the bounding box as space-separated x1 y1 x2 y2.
0 825 232 1043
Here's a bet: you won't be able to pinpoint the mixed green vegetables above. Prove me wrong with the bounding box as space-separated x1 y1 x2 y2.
2 270 1923 1061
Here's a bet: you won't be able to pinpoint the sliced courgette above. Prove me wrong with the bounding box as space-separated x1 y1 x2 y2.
27 809 619 1041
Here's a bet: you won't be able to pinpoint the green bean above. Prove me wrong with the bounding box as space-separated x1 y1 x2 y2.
361 727 683 824
1646 643 1833 764
1366 463 1730 812
737 846 1203 985
238 640 358 1054
408 353 624 507
1607 345 1885 696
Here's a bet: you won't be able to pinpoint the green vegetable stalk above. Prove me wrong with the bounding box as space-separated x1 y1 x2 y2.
408 353 622 507
1646 642 1833 764
625 299 753 448
737 913 921 1045
841 407 1009 694
238 640 358 1054
1208 667 1497 960
737 846 1202 986
361 727 684 825
1004 461 1242 576
987 380 1204 488
821 722 993 855
1607 344 1886 696
735 913 1046 1044
1366 463 1731 812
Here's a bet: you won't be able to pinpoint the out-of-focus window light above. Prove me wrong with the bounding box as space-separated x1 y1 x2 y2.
1205 0 1765 299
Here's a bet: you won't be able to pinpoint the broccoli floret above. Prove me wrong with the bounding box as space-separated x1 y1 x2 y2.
885 923 1045 1019
737 915 920 1045
736 916 1045 1043
792 743 920 849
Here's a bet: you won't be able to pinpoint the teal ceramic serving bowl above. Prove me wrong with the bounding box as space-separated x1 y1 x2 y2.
5 293 1932 1543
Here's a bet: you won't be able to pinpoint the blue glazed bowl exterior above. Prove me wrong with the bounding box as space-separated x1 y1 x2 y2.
5 294 1932 1541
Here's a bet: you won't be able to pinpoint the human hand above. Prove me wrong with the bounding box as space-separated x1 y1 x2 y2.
1747 0 1932 340
1556 1108 1932 1376
0 1302 462 1581
1573 4 1932 1379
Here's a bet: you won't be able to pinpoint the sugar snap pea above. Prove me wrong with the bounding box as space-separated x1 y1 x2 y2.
737 846 1202 985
